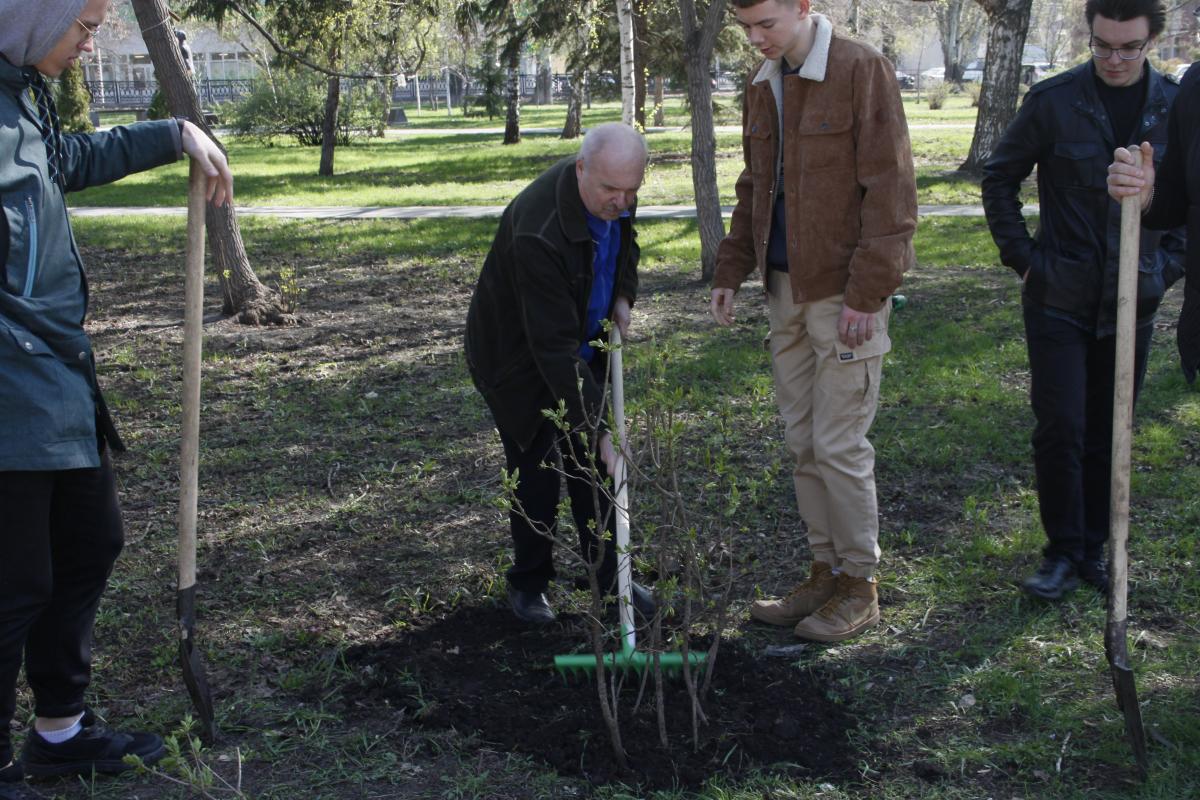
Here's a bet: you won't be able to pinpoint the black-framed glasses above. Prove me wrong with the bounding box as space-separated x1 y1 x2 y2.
75 18 102 43
1088 37 1147 60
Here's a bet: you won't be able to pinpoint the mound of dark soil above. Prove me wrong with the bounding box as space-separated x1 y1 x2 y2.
342 605 858 790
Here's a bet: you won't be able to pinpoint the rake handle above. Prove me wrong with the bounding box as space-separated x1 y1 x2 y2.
610 327 635 654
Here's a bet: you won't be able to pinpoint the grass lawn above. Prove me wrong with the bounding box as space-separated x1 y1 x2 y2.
72 94 1004 209
24 210 1198 799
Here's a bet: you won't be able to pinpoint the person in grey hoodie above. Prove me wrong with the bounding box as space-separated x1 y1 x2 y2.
0 1 231 795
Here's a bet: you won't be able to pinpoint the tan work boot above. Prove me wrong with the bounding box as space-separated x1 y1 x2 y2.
749 561 837 627
793 573 880 642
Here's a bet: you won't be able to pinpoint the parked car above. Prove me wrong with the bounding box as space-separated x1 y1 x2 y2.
962 60 984 82
1021 62 1053 85
919 66 945 85
895 69 915 90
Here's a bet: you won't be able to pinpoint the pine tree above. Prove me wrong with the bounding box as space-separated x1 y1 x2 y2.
56 64 95 133
147 89 171 120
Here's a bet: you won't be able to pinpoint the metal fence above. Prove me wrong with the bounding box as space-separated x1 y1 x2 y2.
84 72 720 113
85 79 254 110
389 73 578 104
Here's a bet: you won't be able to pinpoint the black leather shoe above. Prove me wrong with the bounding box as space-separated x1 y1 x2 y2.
1078 558 1110 595
1022 556 1079 600
508 587 557 623
22 709 165 778
629 581 658 618
606 581 658 619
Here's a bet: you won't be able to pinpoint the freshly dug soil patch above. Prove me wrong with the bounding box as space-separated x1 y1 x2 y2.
343 605 858 790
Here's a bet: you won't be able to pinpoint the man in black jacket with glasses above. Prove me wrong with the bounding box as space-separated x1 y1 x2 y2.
982 0 1186 601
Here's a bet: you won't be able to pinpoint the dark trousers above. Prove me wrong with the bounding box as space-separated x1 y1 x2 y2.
499 419 619 594
0 451 124 764
1024 305 1151 565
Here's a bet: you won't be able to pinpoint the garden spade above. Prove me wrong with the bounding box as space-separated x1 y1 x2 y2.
1105 148 1147 776
178 159 216 743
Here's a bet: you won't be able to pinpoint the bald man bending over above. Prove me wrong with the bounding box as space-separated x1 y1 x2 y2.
465 123 656 624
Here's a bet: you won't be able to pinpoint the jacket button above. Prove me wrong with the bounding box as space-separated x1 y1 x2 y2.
78 351 88 361
23 341 33 351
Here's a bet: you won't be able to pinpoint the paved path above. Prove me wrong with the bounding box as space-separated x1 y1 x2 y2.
70 203 1031 220
374 123 975 136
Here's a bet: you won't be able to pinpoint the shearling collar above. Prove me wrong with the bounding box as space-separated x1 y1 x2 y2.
752 13 833 85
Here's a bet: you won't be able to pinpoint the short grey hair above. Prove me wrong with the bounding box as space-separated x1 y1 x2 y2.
578 123 649 167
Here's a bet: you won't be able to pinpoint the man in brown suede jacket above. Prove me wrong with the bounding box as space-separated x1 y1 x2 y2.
712 0 916 642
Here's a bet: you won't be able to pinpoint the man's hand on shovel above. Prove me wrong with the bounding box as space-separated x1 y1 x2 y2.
1108 142 1155 211
180 120 233 208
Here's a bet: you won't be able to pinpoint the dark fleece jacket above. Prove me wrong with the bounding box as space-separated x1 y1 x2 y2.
465 156 639 452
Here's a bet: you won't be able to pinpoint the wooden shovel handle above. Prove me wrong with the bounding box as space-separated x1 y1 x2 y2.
178 160 206 592
1108 148 1141 629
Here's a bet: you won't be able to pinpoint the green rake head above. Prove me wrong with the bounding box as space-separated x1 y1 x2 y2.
553 649 707 679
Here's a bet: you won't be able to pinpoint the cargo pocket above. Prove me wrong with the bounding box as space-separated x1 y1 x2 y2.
829 309 890 419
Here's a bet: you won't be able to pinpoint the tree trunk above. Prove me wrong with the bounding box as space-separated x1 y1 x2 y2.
633 0 648 128
503 50 521 145
962 0 1034 173
538 57 553 105
653 75 664 127
616 0 636 125
562 75 583 138
319 74 341 176
848 0 861 35
881 27 897 66
562 2 592 139
677 0 727 281
129 0 289 325
936 0 965 82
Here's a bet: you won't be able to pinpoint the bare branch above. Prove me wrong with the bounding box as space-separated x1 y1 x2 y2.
219 0 398 79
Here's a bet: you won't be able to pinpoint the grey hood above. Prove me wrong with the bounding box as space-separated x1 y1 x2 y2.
0 0 86 68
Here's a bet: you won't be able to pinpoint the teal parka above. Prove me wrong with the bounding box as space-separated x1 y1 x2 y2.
0 55 180 471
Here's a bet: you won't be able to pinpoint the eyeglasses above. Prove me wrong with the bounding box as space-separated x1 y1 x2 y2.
75 17 101 43
1088 37 1148 60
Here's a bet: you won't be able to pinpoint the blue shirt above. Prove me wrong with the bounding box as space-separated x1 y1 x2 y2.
579 210 625 361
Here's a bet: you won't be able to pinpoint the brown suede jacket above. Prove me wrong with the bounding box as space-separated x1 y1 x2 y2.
713 23 917 313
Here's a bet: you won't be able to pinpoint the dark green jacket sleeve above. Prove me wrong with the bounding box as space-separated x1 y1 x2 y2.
60 119 181 193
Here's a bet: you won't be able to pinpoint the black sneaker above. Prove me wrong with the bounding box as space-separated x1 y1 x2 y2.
1022 556 1079 600
0 761 46 800
508 587 557 624
626 581 657 619
22 709 166 778
1078 558 1110 595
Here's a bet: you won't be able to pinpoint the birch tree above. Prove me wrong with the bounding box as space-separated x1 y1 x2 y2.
616 0 637 124
962 0 1034 172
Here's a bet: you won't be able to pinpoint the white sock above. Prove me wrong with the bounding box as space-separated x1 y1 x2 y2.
36 713 84 744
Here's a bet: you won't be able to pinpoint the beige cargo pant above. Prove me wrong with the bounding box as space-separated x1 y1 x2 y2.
766 270 889 579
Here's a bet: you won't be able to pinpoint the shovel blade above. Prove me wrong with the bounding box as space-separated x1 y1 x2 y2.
1105 618 1148 777
1108 663 1148 776
178 586 217 744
